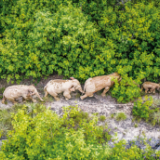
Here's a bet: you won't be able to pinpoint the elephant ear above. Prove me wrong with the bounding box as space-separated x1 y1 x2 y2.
28 89 35 95
30 84 35 87
70 77 75 80
69 85 75 91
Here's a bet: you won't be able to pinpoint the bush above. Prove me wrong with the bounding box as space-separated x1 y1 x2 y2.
0 1 102 83
111 78 141 103
0 105 112 159
132 96 160 124
0 104 160 159
152 111 160 125
1 0 160 103
115 112 127 121
99 115 106 122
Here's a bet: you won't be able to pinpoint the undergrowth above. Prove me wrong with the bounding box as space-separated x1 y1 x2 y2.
0 104 160 159
132 96 160 126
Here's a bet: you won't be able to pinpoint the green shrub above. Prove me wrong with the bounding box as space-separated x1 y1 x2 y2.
110 113 115 119
0 1 102 83
133 96 152 120
132 96 160 124
134 123 138 128
99 115 106 122
0 87 5 94
1 0 160 103
115 112 127 121
0 105 112 159
0 104 160 159
151 111 160 125
111 78 141 103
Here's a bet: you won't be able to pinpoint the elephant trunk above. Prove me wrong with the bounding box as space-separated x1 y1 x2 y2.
35 91 43 101
78 87 85 94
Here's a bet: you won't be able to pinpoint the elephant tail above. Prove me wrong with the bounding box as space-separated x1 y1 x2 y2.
44 85 47 92
2 95 6 104
141 85 143 91
83 78 95 93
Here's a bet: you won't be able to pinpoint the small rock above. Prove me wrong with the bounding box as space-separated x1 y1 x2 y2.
135 140 146 149
107 141 115 148
147 138 160 149
117 105 123 108
156 146 160 151
0 141 2 149
104 104 108 108
0 139 7 150
108 104 115 108
120 120 132 129
117 132 124 141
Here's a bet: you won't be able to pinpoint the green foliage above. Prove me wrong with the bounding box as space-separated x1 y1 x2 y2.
1 0 160 102
152 111 160 125
0 103 45 137
134 123 138 128
0 87 5 94
99 115 106 122
132 96 160 124
0 1 102 82
0 104 160 159
132 96 153 120
108 140 158 160
115 112 127 121
0 105 112 159
110 113 115 119
111 78 141 103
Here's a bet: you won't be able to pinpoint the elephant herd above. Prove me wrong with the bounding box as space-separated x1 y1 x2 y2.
1 72 160 104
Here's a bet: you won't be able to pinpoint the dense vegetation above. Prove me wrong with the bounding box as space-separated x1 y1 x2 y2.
1 1 160 159
133 95 160 125
0 104 160 159
0 0 160 102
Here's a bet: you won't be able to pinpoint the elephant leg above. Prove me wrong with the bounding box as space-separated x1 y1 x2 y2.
145 88 149 93
141 87 143 92
23 95 36 103
89 93 94 97
101 87 110 97
1 97 6 104
63 90 71 100
44 91 48 98
151 88 156 93
148 88 154 93
80 92 93 100
80 94 88 100
22 97 27 103
8 98 17 105
49 92 59 101
29 97 37 103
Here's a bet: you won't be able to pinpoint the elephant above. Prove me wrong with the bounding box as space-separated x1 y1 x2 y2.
80 72 121 100
2 85 43 104
141 82 160 93
44 77 84 101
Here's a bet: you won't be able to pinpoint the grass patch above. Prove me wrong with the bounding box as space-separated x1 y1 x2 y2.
99 115 106 122
115 112 127 121
0 104 160 159
110 113 115 119
134 123 138 128
0 87 5 94
132 96 160 126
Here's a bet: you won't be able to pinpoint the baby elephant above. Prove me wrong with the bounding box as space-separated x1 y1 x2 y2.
2 85 43 104
141 82 160 93
44 77 84 101
80 72 121 100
